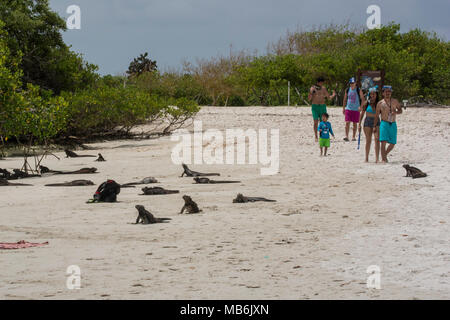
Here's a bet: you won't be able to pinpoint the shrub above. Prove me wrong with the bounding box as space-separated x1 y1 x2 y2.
61 83 200 138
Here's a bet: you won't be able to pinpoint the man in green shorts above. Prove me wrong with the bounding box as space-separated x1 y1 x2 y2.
308 76 336 141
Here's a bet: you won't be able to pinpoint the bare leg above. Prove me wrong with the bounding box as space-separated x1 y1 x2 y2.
345 122 350 140
324 147 328 156
374 129 380 163
352 123 358 140
381 141 388 162
320 146 323 156
386 144 395 157
364 126 373 162
314 119 319 141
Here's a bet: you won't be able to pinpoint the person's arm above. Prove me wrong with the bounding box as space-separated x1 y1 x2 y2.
329 123 335 138
324 89 335 100
326 88 336 100
358 102 366 130
359 90 366 111
374 101 382 129
308 87 314 102
342 91 347 115
394 99 403 115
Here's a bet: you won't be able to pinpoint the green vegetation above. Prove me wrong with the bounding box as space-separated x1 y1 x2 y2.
164 23 448 106
0 0 199 170
0 0 98 93
0 1 448 168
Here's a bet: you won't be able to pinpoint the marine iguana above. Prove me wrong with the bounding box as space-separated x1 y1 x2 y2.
1 168 40 180
39 166 64 174
0 178 32 186
121 177 159 187
193 177 241 184
232 193 277 203
403 164 427 179
45 180 95 187
40 166 97 175
180 195 201 214
65 149 97 158
140 186 179 195
180 163 220 177
134 205 171 224
5 169 41 180
95 153 106 162
0 168 11 179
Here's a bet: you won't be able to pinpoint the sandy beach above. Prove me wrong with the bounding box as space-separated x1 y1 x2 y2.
0 106 449 300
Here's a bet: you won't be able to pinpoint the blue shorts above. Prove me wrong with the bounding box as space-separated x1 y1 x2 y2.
380 121 397 145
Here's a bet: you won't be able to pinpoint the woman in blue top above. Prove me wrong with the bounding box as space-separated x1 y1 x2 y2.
358 87 380 162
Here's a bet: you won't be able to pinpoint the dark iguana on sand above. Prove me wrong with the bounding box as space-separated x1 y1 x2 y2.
0 168 11 179
65 149 97 158
232 193 276 203
134 205 171 224
141 186 179 195
403 164 427 179
0 178 32 186
45 180 95 187
193 177 241 184
121 177 158 187
1 169 40 180
180 195 201 214
180 163 220 177
57 167 97 175
40 166 64 174
95 153 106 162
40 166 97 175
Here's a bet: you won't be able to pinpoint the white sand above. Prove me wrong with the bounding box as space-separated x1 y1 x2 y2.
0 106 449 300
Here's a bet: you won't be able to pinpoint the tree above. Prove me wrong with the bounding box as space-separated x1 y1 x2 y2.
127 52 158 77
0 0 98 93
0 20 68 170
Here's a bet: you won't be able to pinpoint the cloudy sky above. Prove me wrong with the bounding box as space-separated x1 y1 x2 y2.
49 0 450 75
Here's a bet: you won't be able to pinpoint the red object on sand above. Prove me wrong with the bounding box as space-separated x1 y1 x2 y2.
0 240 49 250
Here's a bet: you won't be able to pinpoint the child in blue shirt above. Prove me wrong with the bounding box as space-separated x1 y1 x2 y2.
318 113 335 156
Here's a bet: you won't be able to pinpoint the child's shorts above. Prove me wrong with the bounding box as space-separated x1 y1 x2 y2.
319 138 330 147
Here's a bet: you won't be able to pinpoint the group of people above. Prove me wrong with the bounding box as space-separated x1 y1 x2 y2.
308 76 403 163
